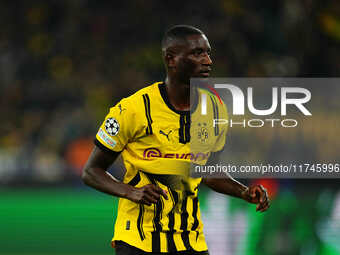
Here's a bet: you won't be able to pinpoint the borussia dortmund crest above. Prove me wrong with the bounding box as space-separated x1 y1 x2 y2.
197 123 209 143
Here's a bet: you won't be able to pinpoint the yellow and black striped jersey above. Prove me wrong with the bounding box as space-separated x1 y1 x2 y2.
95 81 228 253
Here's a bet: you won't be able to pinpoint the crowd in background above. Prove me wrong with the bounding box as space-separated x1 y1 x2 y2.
1 0 340 184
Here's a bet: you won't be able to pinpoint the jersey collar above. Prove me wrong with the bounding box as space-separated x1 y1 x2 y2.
158 82 198 115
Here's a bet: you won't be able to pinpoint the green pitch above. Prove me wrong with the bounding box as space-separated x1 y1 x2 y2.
0 187 118 255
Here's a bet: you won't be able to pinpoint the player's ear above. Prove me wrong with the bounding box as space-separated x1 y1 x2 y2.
165 49 176 68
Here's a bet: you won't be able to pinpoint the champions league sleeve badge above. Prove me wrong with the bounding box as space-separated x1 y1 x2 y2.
105 118 120 136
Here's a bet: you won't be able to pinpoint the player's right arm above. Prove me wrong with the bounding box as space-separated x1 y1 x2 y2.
82 97 167 205
82 146 167 206
82 146 128 198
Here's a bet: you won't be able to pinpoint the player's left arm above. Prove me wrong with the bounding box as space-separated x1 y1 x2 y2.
201 101 269 212
202 176 270 212
202 152 270 212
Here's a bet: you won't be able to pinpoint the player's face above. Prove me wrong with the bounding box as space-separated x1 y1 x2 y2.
175 34 212 83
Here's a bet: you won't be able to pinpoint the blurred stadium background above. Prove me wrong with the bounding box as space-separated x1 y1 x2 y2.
1 1 340 254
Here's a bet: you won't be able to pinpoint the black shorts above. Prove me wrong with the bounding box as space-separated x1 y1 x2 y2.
115 241 209 255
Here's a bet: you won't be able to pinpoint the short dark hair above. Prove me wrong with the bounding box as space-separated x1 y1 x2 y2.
162 25 204 51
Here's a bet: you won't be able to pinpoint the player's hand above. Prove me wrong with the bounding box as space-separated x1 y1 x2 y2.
241 185 270 212
126 184 168 206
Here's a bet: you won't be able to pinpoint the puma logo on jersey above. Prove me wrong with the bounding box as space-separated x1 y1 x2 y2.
118 104 126 114
159 130 172 141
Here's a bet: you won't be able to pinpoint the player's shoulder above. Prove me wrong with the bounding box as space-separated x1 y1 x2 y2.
133 81 162 96
198 86 226 108
111 81 162 110
197 86 228 120
117 81 162 105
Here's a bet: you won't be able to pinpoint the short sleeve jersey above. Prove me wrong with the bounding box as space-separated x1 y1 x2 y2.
95 82 228 253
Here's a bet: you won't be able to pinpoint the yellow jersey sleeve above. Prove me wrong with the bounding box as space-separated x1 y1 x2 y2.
95 98 139 152
212 101 228 152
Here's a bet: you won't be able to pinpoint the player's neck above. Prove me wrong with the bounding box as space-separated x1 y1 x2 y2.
165 78 193 112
